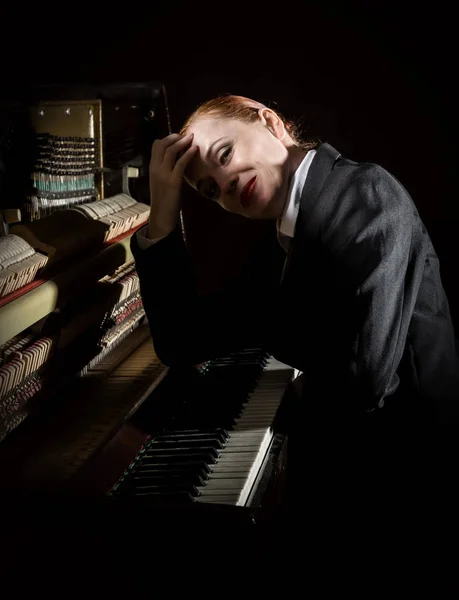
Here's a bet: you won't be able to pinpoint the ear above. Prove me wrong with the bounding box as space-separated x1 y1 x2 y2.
258 108 286 142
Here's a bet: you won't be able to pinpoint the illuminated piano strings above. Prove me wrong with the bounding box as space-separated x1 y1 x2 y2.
26 134 98 222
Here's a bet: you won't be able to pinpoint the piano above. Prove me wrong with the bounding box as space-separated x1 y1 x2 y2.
0 82 296 577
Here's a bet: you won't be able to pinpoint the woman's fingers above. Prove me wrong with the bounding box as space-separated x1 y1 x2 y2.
148 132 198 236
174 143 199 176
152 133 195 170
151 133 180 163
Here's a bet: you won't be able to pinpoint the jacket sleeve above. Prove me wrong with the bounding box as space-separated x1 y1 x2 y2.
130 225 281 367
329 165 427 410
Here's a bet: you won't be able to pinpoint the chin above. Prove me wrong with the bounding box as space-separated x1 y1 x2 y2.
243 205 275 221
256 195 281 219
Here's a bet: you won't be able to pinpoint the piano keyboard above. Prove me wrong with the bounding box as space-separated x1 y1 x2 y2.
111 353 293 507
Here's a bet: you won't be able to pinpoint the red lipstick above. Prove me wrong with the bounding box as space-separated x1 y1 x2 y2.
240 176 257 208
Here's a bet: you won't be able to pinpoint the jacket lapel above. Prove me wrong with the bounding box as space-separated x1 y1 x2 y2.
281 143 342 279
297 142 342 238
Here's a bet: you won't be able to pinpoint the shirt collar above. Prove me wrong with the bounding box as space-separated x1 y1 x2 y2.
276 149 316 239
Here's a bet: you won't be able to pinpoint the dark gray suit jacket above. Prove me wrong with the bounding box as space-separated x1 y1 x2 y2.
131 142 459 421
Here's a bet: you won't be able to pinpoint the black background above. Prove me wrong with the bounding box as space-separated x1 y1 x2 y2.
1 0 457 318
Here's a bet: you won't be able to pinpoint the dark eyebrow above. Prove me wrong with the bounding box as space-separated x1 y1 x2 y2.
196 137 227 193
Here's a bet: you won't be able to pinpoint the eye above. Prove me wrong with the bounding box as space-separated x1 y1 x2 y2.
219 146 232 165
205 182 219 201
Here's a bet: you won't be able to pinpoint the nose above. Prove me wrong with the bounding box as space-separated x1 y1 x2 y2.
216 173 238 197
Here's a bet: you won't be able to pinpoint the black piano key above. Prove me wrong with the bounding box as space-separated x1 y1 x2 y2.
133 462 211 477
130 472 207 486
156 429 228 443
147 438 224 451
137 458 215 482
159 431 227 439
128 480 201 495
139 450 219 464
142 446 219 460
132 491 196 504
129 479 199 496
117 470 208 496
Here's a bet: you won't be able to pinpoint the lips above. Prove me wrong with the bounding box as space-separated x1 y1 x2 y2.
240 176 257 208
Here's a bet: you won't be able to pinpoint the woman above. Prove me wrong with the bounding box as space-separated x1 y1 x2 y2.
131 94 459 511
132 93 458 403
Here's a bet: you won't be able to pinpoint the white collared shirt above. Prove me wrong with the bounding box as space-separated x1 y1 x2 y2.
276 149 316 248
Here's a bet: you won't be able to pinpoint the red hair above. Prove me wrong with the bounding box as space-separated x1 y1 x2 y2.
179 94 319 152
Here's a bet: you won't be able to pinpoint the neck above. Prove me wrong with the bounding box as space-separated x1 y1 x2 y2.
289 145 308 174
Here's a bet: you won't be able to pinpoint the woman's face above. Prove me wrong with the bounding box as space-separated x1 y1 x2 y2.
184 109 300 219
